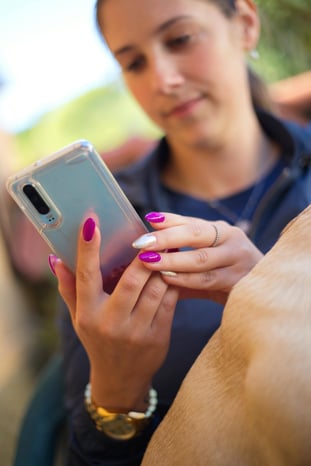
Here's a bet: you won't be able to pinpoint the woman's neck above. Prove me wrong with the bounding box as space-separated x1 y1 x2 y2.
162 115 279 201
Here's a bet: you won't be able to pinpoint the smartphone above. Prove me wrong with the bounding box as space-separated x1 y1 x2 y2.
6 140 148 294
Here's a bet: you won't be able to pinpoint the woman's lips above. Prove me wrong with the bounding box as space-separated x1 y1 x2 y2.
165 96 203 118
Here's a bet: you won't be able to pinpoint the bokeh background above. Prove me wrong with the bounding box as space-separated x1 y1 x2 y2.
0 0 310 464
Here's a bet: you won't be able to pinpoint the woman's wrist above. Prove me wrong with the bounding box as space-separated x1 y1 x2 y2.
90 372 152 413
85 383 158 440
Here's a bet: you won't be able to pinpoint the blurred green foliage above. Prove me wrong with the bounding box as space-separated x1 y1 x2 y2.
256 0 311 81
15 81 161 166
14 0 311 166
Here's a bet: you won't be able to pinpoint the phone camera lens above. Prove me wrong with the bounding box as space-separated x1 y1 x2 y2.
23 184 50 215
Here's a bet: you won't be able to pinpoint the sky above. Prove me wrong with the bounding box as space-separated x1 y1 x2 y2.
0 0 120 133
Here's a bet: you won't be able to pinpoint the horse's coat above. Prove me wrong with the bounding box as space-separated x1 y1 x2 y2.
142 205 311 466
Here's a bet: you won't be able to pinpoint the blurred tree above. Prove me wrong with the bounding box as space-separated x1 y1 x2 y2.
255 0 311 82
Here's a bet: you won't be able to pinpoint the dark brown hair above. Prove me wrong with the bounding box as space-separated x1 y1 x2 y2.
94 0 274 112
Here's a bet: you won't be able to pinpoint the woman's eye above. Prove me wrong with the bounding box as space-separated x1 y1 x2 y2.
167 34 192 49
125 56 145 72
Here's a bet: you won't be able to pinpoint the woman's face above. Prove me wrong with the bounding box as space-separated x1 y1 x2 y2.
99 0 257 148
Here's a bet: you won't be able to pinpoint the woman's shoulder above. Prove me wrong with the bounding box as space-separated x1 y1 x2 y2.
275 109 311 162
258 110 311 165
282 118 311 149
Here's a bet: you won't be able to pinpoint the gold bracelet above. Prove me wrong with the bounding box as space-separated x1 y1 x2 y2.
84 383 158 440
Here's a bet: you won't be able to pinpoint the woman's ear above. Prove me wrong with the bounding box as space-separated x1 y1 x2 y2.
234 0 260 52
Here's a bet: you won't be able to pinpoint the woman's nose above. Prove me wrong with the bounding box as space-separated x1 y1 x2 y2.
150 53 184 94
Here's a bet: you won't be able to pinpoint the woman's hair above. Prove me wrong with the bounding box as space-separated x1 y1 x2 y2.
94 0 274 113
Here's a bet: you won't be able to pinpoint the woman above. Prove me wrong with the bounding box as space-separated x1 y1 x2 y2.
51 0 311 464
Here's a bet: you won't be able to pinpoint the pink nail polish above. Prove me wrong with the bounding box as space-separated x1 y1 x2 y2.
145 212 165 223
83 217 96 242
48 254 58 276
139 251 161 263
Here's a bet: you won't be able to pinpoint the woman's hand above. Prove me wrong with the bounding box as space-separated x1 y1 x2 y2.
53 217 179 412
132 212 263 305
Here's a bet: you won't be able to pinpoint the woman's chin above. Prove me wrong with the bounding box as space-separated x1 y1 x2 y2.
175 127 216 151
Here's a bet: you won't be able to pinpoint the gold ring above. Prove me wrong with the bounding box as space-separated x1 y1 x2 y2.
210 224 220 247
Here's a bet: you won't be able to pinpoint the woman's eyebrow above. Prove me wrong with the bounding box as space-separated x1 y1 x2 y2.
113 15 192 57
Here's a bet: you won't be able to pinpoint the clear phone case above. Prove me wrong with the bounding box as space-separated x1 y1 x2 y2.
6 140 148 294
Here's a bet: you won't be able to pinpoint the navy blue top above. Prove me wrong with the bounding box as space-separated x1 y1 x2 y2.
58 111 311 465
162 157 285 225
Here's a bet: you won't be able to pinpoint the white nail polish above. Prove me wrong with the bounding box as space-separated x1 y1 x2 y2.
132 234 157 249
160 270 177 277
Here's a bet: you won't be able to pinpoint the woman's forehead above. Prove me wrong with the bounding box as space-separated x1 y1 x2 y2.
100 0 221 46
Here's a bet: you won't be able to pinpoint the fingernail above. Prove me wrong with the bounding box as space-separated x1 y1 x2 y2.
132 234 157 249
160 270 177 277
83 217 96 242
167 248 179 253
138 251 161 263
145 212 165 223
48 254 58 276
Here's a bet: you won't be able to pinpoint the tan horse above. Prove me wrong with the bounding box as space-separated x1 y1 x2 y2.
142 205 311 466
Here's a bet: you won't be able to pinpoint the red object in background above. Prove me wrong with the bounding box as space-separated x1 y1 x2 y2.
100 136 157 171
102 263 130 295
270 71 311 125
